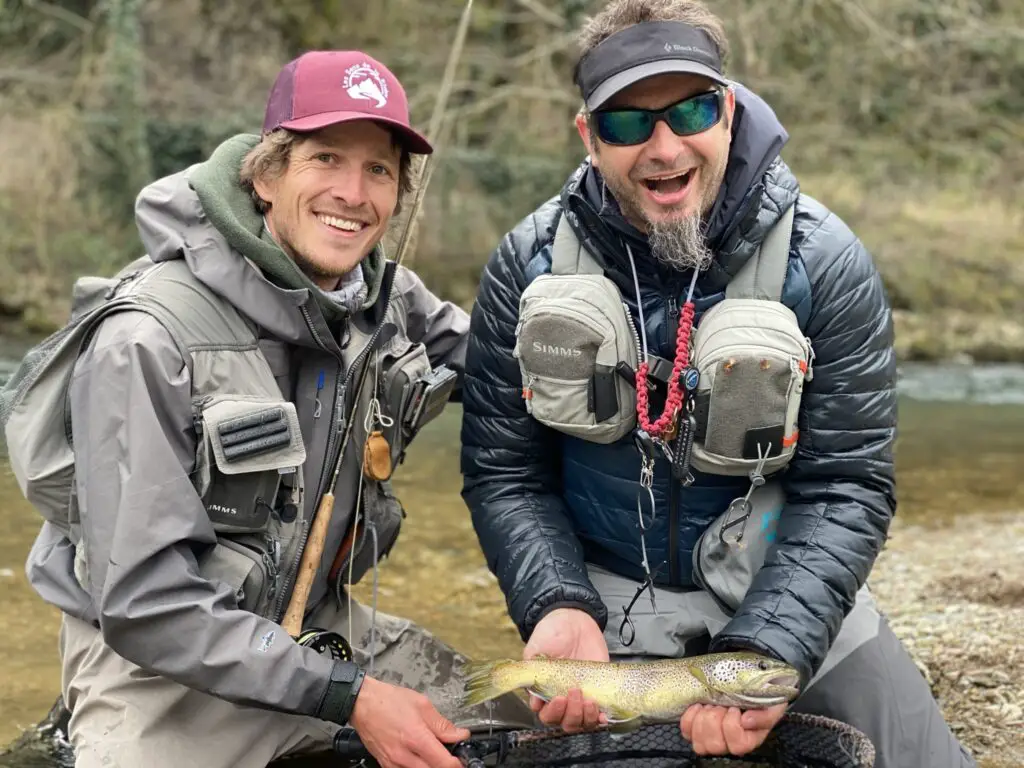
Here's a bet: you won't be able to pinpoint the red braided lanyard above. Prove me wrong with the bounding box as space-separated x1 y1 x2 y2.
635 301 696 439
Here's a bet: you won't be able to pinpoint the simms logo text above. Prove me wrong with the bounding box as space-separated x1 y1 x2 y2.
533 341 582 358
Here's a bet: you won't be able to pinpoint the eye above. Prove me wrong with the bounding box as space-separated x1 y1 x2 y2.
369 164 393 177
758 660 769 671
314 152 335 164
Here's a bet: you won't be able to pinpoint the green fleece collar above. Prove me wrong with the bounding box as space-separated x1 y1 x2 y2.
187 133 385 325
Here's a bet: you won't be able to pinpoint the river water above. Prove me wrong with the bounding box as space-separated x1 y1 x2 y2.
1 338 1022 744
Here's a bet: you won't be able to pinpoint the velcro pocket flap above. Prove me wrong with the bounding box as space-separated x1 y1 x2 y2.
202 398 307 476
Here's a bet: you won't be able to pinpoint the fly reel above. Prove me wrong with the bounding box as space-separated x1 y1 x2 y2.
295 628 355 661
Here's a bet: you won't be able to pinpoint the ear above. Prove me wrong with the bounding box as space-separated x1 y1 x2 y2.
575 112 600 167
723 87 736 133
253 171 276 207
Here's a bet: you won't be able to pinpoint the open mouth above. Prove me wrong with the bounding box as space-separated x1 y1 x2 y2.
641 169 695 205
317 213 370 236
767 673 800 689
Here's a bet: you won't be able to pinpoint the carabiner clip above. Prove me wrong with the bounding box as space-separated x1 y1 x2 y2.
618 611 637 647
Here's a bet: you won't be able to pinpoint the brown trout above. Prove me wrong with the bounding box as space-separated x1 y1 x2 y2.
462 652 800 728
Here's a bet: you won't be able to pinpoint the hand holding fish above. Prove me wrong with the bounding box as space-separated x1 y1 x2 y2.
522 608 610 733
681 700 788 757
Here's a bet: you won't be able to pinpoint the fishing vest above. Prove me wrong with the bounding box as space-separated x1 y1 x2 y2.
513 203 814 480
0 256 409 622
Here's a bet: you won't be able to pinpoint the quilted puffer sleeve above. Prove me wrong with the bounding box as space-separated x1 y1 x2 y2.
709 200 898 685
460 206 608 640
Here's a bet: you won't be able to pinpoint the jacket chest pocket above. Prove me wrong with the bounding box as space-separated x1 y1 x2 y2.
373 335 437 477
192 396 307 534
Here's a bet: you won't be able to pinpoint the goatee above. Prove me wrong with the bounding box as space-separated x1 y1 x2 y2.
647 214 713 272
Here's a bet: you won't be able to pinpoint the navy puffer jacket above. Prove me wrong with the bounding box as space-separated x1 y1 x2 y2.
459 85 897 685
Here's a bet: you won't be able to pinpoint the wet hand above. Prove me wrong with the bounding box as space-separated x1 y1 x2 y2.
523 608 610 734
349 676 470 768
680 703 788 757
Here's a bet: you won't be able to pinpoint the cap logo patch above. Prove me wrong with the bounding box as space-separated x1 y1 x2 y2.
343 62 389 108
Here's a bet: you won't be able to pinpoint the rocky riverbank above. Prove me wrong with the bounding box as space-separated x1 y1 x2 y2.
868 512 1024 768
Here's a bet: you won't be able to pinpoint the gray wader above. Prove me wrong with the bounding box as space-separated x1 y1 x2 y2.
589 563 978 768
58 596 535 768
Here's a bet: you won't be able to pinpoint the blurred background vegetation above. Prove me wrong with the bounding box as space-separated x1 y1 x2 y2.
0 0 1022 359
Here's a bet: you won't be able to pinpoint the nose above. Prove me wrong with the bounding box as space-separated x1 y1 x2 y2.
327 166 368 208
642 119 683 164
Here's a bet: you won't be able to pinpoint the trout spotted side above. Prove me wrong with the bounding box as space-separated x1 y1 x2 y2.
462 652 800 728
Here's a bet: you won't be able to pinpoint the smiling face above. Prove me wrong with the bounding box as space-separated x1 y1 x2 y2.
576 73 735 271
253 120 403 290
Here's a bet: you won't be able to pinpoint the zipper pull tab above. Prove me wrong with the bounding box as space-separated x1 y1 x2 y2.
803 338 815 381
313 370 325 419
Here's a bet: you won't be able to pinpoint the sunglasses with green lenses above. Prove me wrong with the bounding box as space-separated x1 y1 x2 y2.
592 89 725 146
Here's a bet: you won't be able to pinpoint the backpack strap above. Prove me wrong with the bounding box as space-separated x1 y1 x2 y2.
725 203 795 302
551 213 604 276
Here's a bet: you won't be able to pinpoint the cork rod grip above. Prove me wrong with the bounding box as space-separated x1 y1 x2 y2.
281 491 336 637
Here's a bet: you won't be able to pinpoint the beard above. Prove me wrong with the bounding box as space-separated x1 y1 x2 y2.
597 147 728 273
647 214 713 272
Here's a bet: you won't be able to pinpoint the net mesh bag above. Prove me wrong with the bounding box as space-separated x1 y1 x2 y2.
492 714 875 767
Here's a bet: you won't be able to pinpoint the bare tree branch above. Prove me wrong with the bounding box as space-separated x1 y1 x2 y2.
24 0 94 32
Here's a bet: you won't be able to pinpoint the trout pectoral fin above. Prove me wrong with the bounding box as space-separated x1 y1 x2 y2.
686 663 719 694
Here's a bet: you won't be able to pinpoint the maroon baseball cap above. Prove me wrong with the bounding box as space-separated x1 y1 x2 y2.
262 50 433 155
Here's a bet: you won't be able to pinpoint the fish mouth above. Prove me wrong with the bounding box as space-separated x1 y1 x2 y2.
767 672 800 689
726 672 801 707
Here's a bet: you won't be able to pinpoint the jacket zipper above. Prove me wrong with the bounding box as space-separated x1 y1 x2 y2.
272 303 389 623
667 290 681 587
622 301 643 369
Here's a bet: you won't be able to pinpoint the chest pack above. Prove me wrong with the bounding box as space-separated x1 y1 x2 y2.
513 204 814 478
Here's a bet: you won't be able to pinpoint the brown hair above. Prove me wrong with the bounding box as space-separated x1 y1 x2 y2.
576 0 730 72
239 127 414 215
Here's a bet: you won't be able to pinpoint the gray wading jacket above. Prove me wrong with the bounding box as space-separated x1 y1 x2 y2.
23 137 469 718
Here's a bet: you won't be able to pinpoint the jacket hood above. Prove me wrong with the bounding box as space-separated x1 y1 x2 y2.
560 83 800 295
132 134 387 341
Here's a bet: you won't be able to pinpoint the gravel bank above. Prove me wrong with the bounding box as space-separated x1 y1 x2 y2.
868 511 1024 768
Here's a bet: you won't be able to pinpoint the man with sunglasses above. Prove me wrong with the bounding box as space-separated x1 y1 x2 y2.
459 1 974 767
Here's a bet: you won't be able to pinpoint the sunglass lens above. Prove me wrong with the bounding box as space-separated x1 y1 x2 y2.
667 92 721 136
595 110 653 145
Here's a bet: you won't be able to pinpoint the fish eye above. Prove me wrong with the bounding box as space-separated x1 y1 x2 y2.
758 660 769 670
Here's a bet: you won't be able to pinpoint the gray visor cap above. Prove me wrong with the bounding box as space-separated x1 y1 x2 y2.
586 60 731 111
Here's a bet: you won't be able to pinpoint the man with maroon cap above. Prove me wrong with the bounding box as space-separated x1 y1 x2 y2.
18 49 532 767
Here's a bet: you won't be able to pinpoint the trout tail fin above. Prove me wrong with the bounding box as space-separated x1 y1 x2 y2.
462 659 533 707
